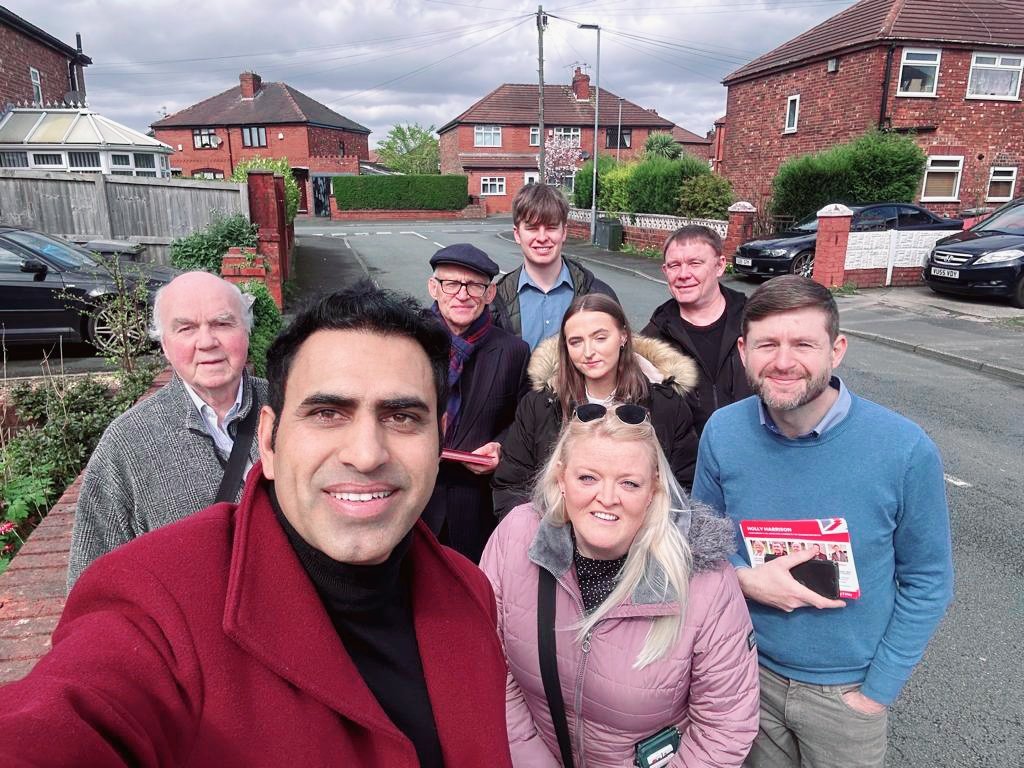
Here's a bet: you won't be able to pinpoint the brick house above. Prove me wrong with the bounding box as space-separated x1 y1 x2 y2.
0 6 89 106
439 68 707 213
717 0 1024 218
152 73 370 215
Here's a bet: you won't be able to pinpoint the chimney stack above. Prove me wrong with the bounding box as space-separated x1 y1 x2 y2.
572 67 590 101
240 72 262 99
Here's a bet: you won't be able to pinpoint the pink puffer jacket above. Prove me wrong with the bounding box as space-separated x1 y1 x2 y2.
479 503 759 768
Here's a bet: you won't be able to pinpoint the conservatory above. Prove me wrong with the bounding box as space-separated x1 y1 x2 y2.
0 106 172 177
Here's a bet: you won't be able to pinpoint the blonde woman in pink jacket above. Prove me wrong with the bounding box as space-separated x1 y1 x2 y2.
480 405 759 767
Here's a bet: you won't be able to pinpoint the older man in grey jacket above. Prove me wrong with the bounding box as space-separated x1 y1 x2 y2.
68 271 268 588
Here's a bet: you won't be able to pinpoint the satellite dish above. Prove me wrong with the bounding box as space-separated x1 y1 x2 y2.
210 135 222 148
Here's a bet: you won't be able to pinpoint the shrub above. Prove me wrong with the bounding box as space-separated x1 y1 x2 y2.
679 173 734 219
573 155 617 209
230 157 300 222
240 280 283 377
626 155 710 215
770 129 926 221
333 175 468 210
644 132 682 160
169 213 257 273
598 163 635 213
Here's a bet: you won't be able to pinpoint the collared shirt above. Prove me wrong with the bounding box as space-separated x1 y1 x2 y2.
758 376 851 439
517 261 574 350
182 377 245 458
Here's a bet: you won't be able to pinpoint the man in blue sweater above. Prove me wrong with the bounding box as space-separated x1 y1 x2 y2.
692 275 953 768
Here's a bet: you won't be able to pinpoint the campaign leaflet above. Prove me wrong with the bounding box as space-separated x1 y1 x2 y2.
740 518 861 599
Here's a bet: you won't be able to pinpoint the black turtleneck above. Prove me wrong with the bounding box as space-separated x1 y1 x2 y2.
271 491 444 768
572 530 628 614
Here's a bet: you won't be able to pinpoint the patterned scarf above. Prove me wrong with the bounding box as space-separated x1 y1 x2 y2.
432 303 492 447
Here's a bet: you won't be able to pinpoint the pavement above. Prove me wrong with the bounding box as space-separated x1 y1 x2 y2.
556 237 1024 387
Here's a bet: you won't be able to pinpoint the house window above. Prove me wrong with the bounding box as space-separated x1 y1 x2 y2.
192 168 225 180
529 126 540 146
193 128 217 149
133 153 157 177
784 95 800 133
29 67 42 104
0 151 28 168
480 176 506 195
554 127 581 146
68 151 101 172
920 156 963 201
32 153 63 167
898 49 941 96
987 166 1018 202
605 128 632 149
967 53 1023 100
474 125 501 147
241 126 267 148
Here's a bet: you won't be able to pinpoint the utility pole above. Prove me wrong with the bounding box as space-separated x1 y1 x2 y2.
537 6 547 182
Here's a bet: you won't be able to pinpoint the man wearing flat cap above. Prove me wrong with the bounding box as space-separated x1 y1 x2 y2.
424 244 530 562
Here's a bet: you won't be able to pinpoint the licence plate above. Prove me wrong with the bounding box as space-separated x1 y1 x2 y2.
735 257 752 266
931 267 959 278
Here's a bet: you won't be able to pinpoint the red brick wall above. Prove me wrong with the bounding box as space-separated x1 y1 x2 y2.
844 266 923 288
307 126 369 160
0 25 79 105
439 130 460 174
721 44 1024 217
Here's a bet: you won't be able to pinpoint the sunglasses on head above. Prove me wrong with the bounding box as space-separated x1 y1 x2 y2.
572 403 649 425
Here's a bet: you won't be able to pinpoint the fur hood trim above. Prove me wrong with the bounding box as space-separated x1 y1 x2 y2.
527 334 698 397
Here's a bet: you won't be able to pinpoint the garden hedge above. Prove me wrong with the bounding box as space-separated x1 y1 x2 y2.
333 175 469 210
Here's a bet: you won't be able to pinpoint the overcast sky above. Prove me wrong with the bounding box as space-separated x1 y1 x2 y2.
19 0 859 144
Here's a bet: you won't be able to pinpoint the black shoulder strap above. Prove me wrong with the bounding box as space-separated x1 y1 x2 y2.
215 396 260 503
538 568 575 768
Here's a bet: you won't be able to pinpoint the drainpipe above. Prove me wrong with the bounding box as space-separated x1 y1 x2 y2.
878 44 896 129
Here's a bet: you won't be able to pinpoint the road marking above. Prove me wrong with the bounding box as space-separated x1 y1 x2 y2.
354 232 369 236
432 241 445 248
330 232 347 237
375 231 392 235
944 474 972 488
402 231 429 240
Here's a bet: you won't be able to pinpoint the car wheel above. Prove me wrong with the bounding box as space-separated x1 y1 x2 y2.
87 302 150 356
1012 276 1024 309
790 251 814 278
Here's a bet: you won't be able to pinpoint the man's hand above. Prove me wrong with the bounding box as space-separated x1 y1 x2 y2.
462 442 501 475
842 689 886 715
735 547 847 612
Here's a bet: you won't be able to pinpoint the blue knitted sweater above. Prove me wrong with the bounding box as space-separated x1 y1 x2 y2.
692 393 954 705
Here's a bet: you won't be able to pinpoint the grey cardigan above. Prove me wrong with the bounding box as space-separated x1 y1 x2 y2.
68 372 267 589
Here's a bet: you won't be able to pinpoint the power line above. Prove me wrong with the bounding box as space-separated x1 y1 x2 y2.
551 0 851 16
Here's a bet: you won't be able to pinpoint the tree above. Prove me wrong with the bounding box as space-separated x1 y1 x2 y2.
543 136 583 189
644 132 682 160
375 123 440 175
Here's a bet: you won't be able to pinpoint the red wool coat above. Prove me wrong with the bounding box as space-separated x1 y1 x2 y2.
0 467 512 767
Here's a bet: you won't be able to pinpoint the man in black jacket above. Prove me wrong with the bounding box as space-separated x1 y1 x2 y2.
643 225 753 435
492 183 617 349
423 244 530 562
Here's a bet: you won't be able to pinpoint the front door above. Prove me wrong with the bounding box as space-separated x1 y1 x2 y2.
312 176 332 217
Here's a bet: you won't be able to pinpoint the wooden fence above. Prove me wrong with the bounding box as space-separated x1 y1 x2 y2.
0 170 248 264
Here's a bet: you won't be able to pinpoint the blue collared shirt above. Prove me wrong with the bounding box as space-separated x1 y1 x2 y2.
758 376 851 439
517 261 574 350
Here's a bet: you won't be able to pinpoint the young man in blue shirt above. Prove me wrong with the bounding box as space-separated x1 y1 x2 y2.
693 275 954 768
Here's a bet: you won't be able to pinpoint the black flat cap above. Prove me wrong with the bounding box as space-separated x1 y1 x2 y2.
429 243 500 280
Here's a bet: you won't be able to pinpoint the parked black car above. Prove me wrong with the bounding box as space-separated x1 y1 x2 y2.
0 228 178 353
923 197 1024 307
734 203 963 278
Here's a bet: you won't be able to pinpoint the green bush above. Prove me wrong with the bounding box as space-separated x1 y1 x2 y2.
240 280 283 377
679 173 734 219
626 155 710 215
598 163 635 213
230 157 300 222
169 213 257 273
573 155 617 209
644 132 682 160
333 175 468 210
770 129 926 221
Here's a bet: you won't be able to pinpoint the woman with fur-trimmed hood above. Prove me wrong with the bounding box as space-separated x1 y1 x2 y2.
492 293 699 519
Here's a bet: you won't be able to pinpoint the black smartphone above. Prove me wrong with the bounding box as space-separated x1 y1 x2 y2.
764 554 840 599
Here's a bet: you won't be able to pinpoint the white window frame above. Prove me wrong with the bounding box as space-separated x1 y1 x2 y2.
529 126 540 146
29 67 42 104
553 126 582 146
68 151 102 173
474 125 501 147
920 155 963 202
524 171 540 185
784 95 800 133
897 48 941 97
30 152 64 169
986 166 1018 202
967 52 1023 101
480 176 506 196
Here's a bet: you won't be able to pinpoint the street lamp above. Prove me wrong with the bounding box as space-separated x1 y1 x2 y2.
579 23 600 244
616 97 623 163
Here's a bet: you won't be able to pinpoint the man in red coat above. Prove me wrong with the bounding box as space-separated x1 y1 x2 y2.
0 283 512 768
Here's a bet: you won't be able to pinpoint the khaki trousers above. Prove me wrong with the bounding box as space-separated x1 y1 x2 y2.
745 666 888 768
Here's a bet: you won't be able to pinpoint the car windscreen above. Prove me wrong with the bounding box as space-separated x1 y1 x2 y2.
789 213 818 233
2 230 99 270
973 204 1024 235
